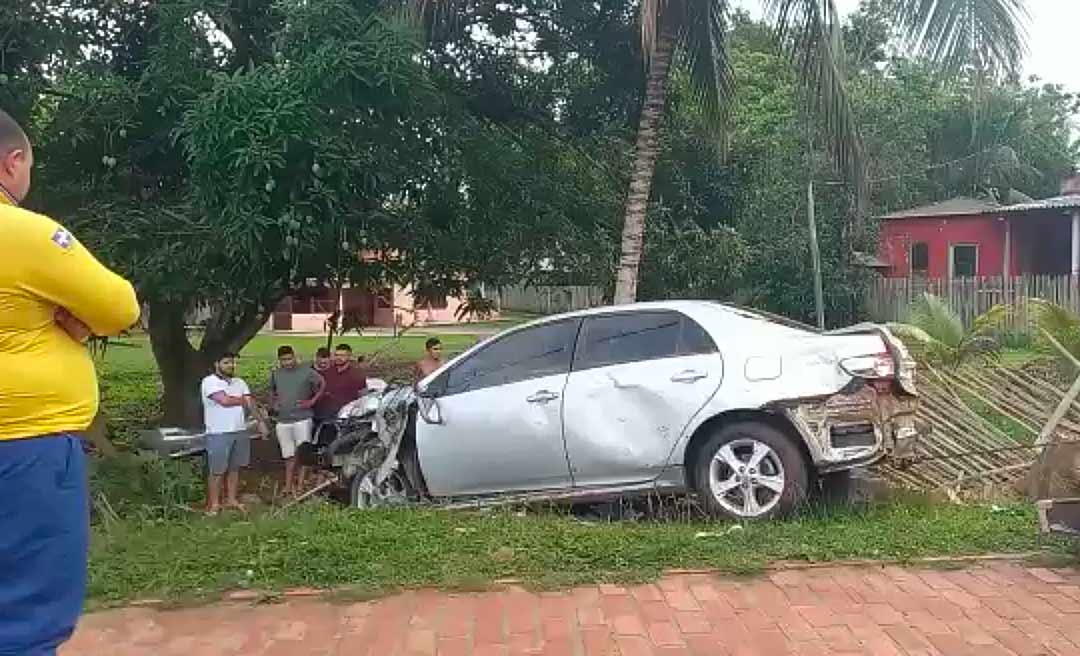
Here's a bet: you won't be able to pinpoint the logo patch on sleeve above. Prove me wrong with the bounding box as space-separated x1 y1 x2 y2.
51 228 74 250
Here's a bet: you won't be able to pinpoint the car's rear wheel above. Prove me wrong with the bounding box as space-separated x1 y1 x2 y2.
693 422 809 520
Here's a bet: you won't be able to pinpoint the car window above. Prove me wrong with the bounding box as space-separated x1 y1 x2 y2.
680 315 717 355
574 311 716 370
443 319 580 396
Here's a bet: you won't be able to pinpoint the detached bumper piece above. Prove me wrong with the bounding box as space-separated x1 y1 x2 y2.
1038 498 1080 538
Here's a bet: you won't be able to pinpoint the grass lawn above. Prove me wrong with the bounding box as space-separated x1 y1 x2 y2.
100 332 482 373
95 331 482 446
85 331 1065 608
88 499 1056 606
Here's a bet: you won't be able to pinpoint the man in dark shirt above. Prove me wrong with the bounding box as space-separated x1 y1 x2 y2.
315 343 367 419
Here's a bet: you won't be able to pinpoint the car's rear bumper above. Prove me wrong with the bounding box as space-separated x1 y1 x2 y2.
779 381 922 472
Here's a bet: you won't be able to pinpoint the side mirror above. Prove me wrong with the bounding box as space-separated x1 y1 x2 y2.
417 396 443 425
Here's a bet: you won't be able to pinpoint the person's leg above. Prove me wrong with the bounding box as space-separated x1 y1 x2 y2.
204 433 229 514
225 432 250 509
0 435 89 656
296 419 313 491
276 422 297 495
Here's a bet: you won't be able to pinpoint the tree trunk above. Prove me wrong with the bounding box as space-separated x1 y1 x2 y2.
148 301 205 428
148 298 278 428
612 26 676 305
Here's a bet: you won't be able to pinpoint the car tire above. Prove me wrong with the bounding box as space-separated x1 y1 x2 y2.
693 421 809 521
350 468 410 509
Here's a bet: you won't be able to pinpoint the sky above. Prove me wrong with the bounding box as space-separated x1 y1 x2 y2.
735 0 1080 93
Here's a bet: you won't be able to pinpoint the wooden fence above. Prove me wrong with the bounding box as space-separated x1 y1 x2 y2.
498 285 605 315
867 275 1080 329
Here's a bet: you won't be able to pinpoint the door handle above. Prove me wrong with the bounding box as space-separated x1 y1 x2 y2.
671 370 708 383
526 390 560 403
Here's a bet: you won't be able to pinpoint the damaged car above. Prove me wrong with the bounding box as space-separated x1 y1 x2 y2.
324 301 922 520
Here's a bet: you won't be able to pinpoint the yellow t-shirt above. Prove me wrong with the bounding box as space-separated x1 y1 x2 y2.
0 196 140 440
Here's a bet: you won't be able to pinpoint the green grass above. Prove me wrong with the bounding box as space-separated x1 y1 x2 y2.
87 499 1059 606
99 332 481 374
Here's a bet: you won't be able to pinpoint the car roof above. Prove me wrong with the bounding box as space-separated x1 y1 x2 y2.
516 300 796 326
419 301 813 388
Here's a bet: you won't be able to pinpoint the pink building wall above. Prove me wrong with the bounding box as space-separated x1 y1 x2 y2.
878 214 1015 278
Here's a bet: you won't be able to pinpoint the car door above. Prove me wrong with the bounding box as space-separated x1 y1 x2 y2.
416 318 581 497
561 311 722 487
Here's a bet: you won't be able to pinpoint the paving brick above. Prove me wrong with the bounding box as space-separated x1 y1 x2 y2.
612 614 647 637
794 605 846 628
673 612 712 635
884 625 934 652
662 589 702 613
436 638 470 656
647 622 684 647
1029 568 1068 584
64 563 1080 656
614 636 655 656
630 585 664 602
680 635 725 656
577 605 606 627
864 603 905 626
580 628 618 656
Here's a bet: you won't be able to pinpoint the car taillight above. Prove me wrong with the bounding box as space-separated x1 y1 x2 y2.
840 353 896 380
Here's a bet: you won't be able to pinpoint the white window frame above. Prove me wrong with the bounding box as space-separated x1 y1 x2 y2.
949 243 979 280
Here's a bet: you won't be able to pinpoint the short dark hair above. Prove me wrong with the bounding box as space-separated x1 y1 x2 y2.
0 109 29 155
277 345 295 358
425 337 442 350
217 351 238 362
315 347 331 358
334 343 353 353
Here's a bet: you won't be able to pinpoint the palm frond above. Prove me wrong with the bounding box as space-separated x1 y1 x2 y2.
764 0 868 214
676 0 736 127
887 322 938 346
891 0 1029 79
970 302 1009 337
404 0 468 38
906 293 965 348
1028 298 1080 361
957 334 1003 364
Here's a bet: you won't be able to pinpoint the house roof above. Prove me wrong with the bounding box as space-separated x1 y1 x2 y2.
879 192 1080 221
993 194 1080 214
878 197 1000 220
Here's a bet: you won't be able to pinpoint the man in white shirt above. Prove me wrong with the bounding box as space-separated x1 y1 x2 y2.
200 352 253 515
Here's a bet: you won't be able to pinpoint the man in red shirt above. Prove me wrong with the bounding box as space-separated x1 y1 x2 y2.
315 343 367 419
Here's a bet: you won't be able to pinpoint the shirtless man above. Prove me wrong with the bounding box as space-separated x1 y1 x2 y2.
414 337 443 381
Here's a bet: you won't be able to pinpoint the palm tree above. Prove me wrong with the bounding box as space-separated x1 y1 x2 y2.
889 293 1007 369
410 1 1029 304
1027 298 1080 364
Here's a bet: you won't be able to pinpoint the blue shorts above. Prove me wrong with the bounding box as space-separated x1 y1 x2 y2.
206 431 251 475
0 434 88 656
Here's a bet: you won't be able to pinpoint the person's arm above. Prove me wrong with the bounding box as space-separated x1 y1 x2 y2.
17 216 139 336
299 371 326 408
209 391 247 407
269 371 279 410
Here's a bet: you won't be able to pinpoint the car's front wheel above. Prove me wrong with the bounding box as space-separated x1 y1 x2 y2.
693 421 809 520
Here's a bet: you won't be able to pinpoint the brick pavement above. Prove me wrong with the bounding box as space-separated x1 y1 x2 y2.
62 562 1080 656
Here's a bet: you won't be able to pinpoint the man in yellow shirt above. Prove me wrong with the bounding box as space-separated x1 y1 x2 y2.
0 109 140 655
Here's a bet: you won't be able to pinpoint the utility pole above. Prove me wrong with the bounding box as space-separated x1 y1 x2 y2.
807 179 825 330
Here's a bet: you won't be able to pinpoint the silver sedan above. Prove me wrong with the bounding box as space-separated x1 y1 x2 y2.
352 301 921 521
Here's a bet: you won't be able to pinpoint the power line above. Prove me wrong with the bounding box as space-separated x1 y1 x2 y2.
819 147 1004 187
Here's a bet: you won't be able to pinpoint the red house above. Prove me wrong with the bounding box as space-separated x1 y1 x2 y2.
877 175 1080 280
